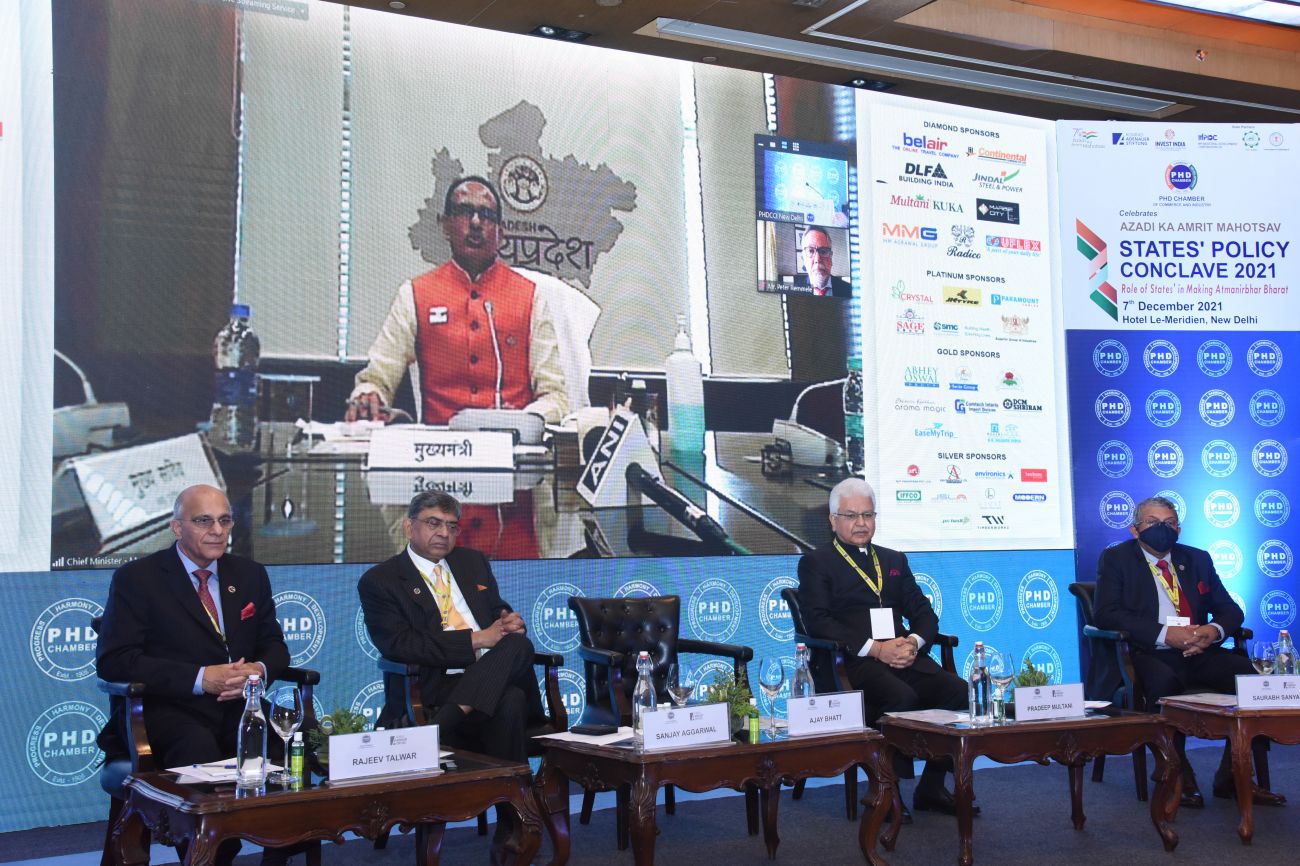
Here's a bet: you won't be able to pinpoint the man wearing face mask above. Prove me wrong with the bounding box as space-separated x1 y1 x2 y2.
1094 495 1280 807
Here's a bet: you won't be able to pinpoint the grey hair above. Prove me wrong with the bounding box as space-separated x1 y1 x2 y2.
407 490 462 520
1132 495 1179 526
829 477 877 513
172 492 186 521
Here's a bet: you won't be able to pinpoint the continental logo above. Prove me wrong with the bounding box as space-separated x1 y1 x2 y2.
944 286 982 306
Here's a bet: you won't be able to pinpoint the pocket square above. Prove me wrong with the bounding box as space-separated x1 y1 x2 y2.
240 602 256 620
477 584 489 592
1197 581 1210 595
889 569 901 577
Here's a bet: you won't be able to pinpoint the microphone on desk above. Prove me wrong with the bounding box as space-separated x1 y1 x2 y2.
483 300 504 409
625 461 730 549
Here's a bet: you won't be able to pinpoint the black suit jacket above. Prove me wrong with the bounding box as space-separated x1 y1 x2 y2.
1094 539 1244 653
96 545 289 756
792 273 852 298
797 540 942 675
358 545 512 724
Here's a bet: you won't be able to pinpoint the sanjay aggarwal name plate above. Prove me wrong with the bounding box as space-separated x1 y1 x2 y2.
641 702 731 751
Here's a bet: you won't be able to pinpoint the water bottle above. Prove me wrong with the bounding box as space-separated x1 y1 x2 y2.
288 731 305 784
842 357 864 474
791 643 816 700
1276 630 1296 675
209 303 261 452
967 642 992 726
665 315 705 454
632 651 656 746
236 674 268 788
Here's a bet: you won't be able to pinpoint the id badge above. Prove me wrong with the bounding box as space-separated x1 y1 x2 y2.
1165 615 1191 627
870 607 896 640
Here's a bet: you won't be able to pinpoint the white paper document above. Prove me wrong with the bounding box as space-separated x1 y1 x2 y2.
535 726 636 746
1169 692 1239 707
168 759 283 784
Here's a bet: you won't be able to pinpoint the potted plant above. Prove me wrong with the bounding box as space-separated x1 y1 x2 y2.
1002 660 1051 720
307 708 369 773
701 670 756 737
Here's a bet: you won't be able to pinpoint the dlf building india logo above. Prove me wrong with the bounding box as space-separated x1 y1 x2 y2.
1076 220 1118 320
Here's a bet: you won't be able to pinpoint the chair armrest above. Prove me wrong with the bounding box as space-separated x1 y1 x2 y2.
377 657 426 726
578 645 625 669
1238 627 1254 641
533 653 568 732
377 658 419 677
1083 624 1127 642
934 632 958 673
794 633 853 693
96 679 152 772
97 680 146 699
533 651 566 668
678 638 754 662
576 646 628 725
282 667 320 687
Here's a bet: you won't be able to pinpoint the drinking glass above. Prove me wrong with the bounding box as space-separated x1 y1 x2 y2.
757 659 786 738
666 663 694 708
268 686 304 784
989 651 1017 722
1252 641 1276 675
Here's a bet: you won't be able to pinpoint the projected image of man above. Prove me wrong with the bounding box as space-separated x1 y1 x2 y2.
347 176 569 424
792 228 852 298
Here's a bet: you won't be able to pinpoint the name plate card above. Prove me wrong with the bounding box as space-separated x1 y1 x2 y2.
1012 682 1086 721
787 691 866 737
642 702 730 751
365 470 514 506
328 726 440 782
367 427 514 471
1236 674 1300 709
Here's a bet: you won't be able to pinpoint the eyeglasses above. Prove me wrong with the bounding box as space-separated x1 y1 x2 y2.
833 511 877 523
446 203 500 223
802 246 833 258
189 515 234 530
413 516 461 535
1136 517 1179 530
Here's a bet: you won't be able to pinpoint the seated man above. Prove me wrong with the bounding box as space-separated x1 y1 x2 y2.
1094 495 1280 807
797 477 970 820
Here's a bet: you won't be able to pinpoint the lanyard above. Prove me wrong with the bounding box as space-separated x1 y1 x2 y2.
421 565 455 622
834 539 883 596
1147 559 1182 610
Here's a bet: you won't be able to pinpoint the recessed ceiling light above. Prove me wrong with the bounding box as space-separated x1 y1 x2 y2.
530 24 592 42
701 55 718 63
388 1 405 9
596 0 624 6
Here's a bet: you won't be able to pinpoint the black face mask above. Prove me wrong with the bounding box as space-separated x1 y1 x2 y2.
1138 522 1179 553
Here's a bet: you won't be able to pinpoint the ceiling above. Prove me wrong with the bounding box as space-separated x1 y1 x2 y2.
335 0 1300 122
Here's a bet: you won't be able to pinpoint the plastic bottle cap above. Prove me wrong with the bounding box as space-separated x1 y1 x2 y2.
247 674 260 683
748 698 757 705
231 304 251 318
293 732 302 742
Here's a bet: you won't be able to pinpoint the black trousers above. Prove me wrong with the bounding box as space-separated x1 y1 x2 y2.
428 632 543 764
847 655 967 783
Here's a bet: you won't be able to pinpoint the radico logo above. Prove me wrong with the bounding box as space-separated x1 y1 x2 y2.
946 225 981 259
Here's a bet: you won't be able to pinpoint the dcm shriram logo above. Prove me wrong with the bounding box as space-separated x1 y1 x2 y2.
27 700 106 786
30 597 102 682
960 571 1003 631
273 590 327 666
689 578 742 642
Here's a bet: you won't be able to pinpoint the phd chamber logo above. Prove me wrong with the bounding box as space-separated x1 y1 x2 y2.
30 598 102 682
960 571 1003 631
273 590 326 666
27 701 106 787
532 582 584 652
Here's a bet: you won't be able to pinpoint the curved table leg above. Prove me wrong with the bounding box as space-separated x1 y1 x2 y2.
859 752 897 866
1148 729 1181 853
760 785 781 859
629 775 660 866
953 743 976 866
418 822 446 866
535 759 572 866
1068 762 1086 830
1230 721 1255 846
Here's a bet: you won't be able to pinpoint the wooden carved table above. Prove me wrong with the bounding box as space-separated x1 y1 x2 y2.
535 729 899 866
1160 696 1300 845
878 709 1181 866
121 750 542 866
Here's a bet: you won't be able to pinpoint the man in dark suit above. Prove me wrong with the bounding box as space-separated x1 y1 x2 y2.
97 484 290 865
798 478 968 819
1095 495 1281 806
358 490 542 765
791 227 852 298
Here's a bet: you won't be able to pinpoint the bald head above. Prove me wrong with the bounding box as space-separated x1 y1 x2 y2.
170 484 233 566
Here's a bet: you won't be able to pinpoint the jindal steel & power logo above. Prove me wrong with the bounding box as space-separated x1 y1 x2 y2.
1095 390 1131 428
1260 590 1296 630
1097 440 1133 478
960 571 1003 631
914 572 943 618
1200 440 1237 478
1203 490 1240 529
539 669 586 723
1247 340 1282 377
688 578 742 642
1251 439 1287 477
1198 389 1235 427
1022 642 1064 684
1208 540 1243 580
1196 340 1232 377
615 579 662 599
273 590 326 666
30 597 102 682
1145 390 1181 427
759 576 799 642
1017 570 1059 629
1142 340 1179 377
1255 490 1290 529
355 606 380 661
1147 440 1184 479
1092 340 1129 377
26 701 106 786
350 681 386 731
532 582 584 652
1100 491 1135 529
1257 540 1294 579
1249 389 1285 427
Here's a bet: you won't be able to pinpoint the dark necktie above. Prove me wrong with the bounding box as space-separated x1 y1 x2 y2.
193 569 222 635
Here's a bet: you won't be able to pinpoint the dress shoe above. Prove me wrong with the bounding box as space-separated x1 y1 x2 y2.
1212 775 1287 805
913 788 980 817
1180 787 1205 809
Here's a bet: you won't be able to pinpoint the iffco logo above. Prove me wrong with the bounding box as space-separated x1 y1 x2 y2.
915 572 943 618
1196 340 1232 376
354 607 380 661
1100 491 1135 529
1017 570 1059 629
759 576 799 642
960 571 1004 631
1145 390 1181 427
26 700 106 786
1147 440 1184 478
30 597 102 682
1258 540 1295 578
1200 440 1237 478
1208 540 1243 580
1095 390 1131 427
273 590 326 666
1022 642 1064 684
1255 490 1290 528
1252 439 1288 477
1249 390 1285 427
1260 590 1297 629
1198 390 1235 427
688 578 742 642
1092 339 1129 377
615 580 662 598
1247 339 1282 377
1203 490 1240 529
539 669 586 722
1097 440 1133 478
1142 340 1179 376
532 582 584 652
1164 163 1198 190
350 681 385 731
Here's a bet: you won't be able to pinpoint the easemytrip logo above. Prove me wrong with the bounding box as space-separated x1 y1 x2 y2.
1203 489 1241 529
1252 439 1288 477
881 222 940 246
960 571 1004 631
26 701 106 787
1142 339 1179 377
1147 440 1184 479
1096 440 1133 479
1260 590 1296 629
1095 389 1131 427
915 572 943 618
1164 163 1198 190
1258 540 1295 579
1198 389 1235 427
1092 339 1129 377
1100 491 1135 529
1255 490 1290 529
539 669 586 723
1247 339 1283 377
1022 642 1064 684
1145 390 1181 427
688 577 742 642
1249 389 1285 427
901 162 954 187
30 597 102 682
273 590 326 666
759 575 799 642
914 421 955 439
1208 540 1243 580
1196 340 1232 376
355 606 380 661
1017 570 1059 629
350 681 385 731
532 582 585 652
615 579 662 599
1201 440 1237 478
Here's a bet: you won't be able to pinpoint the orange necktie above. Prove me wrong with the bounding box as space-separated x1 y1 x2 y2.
430 564 470 631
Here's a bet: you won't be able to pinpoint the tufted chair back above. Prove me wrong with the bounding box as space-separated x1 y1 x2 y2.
569 595 680 726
